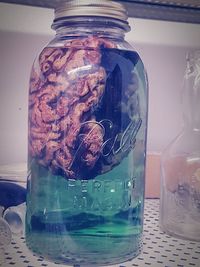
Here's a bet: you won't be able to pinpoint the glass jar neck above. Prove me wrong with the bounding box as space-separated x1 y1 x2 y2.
52 16 129 41
182 50 200 130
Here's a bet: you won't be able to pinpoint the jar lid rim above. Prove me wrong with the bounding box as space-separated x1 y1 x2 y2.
54 0 129 22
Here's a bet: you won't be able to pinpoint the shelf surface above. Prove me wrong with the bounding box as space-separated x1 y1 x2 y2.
1 199 200 267
0 0 200 23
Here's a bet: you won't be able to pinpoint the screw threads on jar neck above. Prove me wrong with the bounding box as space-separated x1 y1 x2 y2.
51 0 130 40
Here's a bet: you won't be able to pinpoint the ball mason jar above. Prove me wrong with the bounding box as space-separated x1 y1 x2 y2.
26 0 148 265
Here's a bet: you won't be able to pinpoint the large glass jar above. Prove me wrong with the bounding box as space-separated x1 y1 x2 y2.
25 1 148 265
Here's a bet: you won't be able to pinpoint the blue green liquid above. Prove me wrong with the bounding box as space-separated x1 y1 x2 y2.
26 155 145 265
26 48 148 265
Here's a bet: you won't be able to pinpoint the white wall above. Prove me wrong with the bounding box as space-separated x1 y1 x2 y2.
0 3 200 165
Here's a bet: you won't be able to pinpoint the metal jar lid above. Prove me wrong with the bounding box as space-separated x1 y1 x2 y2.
54 0 128 22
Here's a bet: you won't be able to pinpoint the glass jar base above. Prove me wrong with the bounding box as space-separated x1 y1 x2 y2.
160 222 200 242
160 188 200 242
26 232 142 266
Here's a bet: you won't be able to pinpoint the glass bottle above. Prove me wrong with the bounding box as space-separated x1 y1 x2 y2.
160 50 200 241
0 206 12 265
25 0 148 265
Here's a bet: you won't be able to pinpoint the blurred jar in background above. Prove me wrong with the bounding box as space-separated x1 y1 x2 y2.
160 50 200 241
0 163 27 237
0 206 12 265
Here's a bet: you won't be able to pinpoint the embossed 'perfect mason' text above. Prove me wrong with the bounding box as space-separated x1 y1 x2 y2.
65 177 136 211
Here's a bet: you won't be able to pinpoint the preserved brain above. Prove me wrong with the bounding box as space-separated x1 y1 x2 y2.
28 36 140 179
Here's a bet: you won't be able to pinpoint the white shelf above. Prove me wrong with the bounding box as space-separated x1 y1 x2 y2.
0 0 200 23
1 199 200 267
